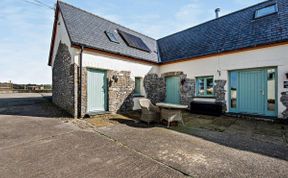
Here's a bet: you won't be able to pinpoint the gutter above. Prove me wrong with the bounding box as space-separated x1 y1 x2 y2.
78 46 84 118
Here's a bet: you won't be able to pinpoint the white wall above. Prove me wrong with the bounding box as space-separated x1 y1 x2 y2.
77 51 159 110
51 12 75 67
78 50 159 96
160 45 288 118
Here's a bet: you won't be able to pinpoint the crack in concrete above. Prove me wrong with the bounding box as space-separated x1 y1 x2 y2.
1 116 190 177
91 127 192 177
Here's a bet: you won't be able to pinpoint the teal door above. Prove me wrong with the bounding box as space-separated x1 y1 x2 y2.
87 69 107 112
165 76 180 104
229 68 277 117
238 69 265 115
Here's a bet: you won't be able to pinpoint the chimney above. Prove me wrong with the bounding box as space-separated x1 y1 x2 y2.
215 8 221 18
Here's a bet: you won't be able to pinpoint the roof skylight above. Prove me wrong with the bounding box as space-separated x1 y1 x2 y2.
105 31 119 43
255 4 278 19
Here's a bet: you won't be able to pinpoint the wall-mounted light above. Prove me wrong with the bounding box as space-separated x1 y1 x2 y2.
217 70 221 77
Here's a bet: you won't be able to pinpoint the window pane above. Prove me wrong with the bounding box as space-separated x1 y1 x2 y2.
206 78 214 95
255 5 277 18
197 76 214 96
197 78 205 96
267 69 276 111
105 31 119 43
230 72 238 109
134 77 141 95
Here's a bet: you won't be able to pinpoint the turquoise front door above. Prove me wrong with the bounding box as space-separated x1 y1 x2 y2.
165 76 180 104
87 69 107 112
238 69 265 115
229 68 277 117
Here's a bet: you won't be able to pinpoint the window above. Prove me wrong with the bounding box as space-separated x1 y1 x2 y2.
267 69 276 112
230 71 238 109
134 77 141 96
196 76 214 97
255 4 278 19
105 31 119 43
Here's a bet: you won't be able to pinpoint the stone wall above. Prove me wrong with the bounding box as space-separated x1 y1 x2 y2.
179 75 195 106
161 71 183 78
214 80 227 112
143 72 195 106
144 74 166 104
280 92 288 119
161 72 195 106
79 68 87 117
107 71 135 113
52 43 76 117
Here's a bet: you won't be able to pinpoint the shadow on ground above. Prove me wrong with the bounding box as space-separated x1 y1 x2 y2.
108 111 288 161
0 95 70 118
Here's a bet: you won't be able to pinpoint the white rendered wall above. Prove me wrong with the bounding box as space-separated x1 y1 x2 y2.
51 12 75 67
77 50 157 94
160 45 288 118
78 51 159 110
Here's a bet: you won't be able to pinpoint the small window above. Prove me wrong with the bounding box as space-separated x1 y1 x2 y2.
105 31 119 43
134 77 141 96
230 71 238 109
267 69 276 112
255 4 278 19
196 76 214 97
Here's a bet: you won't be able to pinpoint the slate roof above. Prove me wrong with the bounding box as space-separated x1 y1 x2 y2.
158 0 288 63
58 2 158 62
56 0 288 64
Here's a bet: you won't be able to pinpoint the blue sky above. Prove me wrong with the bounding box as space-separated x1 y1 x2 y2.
0 0 263 84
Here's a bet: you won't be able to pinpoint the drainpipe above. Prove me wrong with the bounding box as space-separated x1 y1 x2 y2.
79 46 84 118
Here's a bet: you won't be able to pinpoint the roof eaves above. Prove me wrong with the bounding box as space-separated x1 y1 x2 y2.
159 39 288 64
48 4 59 66
71 42 159 64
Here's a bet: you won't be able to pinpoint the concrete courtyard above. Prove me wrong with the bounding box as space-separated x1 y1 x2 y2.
0 93 287 177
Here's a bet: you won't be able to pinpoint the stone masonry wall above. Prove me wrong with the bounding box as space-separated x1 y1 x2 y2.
144 74 166 104
179 75 195 106
107 71 135 113
144 72 195 106
52 43 76 117
280 92 288 119
214 80 227 112
161 72 195 106
79 68 87 117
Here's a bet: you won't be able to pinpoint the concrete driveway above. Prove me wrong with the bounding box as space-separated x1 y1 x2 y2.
0 93 183 178
0 93 288 178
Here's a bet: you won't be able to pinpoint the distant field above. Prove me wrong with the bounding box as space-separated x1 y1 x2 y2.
0 90 52 94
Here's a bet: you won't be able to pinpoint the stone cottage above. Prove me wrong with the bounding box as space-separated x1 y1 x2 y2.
49 0 288 119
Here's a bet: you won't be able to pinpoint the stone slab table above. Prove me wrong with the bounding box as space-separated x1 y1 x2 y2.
156 103 188 127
